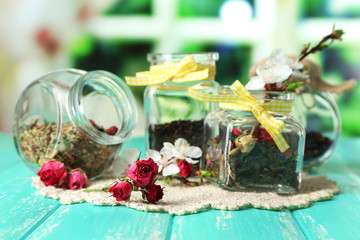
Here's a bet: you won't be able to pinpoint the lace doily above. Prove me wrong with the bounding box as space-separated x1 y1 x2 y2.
32 174 339 215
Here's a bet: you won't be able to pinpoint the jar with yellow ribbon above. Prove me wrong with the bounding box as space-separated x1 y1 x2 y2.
126 53 219 152
188 80 305 194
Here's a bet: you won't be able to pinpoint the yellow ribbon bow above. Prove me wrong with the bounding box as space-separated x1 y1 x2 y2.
188 80 292 152
125 56 212 86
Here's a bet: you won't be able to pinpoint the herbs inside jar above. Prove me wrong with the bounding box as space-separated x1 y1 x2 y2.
204 122 302 193
189 81 305 194
125 53 219 153
19 120 122 178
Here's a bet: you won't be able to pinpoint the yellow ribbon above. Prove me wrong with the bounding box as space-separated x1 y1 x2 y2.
188 80 291 152
125 56 214 86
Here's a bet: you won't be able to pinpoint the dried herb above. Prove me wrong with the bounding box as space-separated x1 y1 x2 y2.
228 123 259 156
148 119 204 151
204 136 222 180
204 124 300 193
19 120 121 178
304 130 332 160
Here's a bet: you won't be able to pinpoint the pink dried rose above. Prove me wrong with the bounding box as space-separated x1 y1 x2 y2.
144 184 164 202
37 161 67 186
89 119 96 127
178 160 192 178
68 168 88 190
232 128 242 135
254 128 275 145
107 126 118 135
126 158 159 188
109 181 132 201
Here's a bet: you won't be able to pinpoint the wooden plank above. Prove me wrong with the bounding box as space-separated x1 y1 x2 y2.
293 138 360 240
0 164 60 240
293 171 360 240
26 204 172 240
0 135 165 240
3 133 359 239
169 209 306 240
0 133 8 141
0 134 22 172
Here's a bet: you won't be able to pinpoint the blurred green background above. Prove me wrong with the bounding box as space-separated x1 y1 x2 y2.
0 0 359 136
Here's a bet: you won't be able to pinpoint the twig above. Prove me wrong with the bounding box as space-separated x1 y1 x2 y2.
174 176 199 187
250 123 261 136
298 26 344 61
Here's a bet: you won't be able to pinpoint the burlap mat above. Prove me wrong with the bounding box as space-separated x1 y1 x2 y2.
32 174 339 215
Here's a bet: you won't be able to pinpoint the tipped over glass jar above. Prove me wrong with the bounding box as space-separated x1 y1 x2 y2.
199 84 305 194
14 69 137 179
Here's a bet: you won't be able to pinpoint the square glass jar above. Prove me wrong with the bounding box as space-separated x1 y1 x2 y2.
202 89 305 194
144 53 219 151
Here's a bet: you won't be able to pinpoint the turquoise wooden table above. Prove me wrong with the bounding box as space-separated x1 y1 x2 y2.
1 133 360 240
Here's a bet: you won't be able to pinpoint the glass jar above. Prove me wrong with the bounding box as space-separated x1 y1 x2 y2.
14 69 137 179
144 53 219 151
292 85 341 172
203 87 305 194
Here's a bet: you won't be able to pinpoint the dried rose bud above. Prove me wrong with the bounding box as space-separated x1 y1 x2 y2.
46 134 51 143
107 126 118 135
178 160 192 178
232 128 241 135
68 168 88 190
236 135 257 153
144 184 164 202
89 119 96 127
229 134 258 157
109 181 132 201
37 161 67 186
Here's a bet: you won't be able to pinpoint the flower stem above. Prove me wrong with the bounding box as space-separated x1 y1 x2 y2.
174 176 199 187
83 186 110 192
250 123 261 136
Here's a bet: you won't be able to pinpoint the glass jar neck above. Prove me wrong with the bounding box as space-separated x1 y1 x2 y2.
147 52 219 65
147 52 218 83
68 70 137 145
220 86 295 100
220 108 291 118
160 79 210 88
